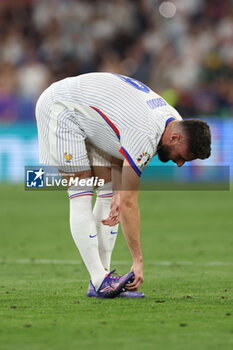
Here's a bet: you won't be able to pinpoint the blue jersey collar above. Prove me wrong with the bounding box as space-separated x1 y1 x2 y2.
165 117 175 126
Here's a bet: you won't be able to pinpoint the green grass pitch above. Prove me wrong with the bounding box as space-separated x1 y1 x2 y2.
0 184 232 350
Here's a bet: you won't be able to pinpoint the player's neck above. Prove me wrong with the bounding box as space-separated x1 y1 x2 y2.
160 120 178 144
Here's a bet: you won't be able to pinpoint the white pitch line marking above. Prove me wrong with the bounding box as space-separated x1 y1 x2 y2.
0 259 233 266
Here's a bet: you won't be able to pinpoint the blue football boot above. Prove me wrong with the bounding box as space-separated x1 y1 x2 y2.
119 289 145 298
87 271 145 298
87 280 98 297
96 269 134 298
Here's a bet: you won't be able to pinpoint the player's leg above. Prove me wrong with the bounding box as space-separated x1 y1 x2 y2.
93 169 119 273
86 142 119 273
61 171 107 291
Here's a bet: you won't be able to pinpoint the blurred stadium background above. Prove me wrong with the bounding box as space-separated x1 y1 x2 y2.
0 0 232 182
0 3 233 348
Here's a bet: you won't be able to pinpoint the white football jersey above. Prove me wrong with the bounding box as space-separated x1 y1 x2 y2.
39 72 182 176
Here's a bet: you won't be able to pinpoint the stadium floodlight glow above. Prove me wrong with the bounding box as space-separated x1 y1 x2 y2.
159 1 176 18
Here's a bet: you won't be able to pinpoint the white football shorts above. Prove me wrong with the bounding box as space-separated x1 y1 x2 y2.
35 88 111 173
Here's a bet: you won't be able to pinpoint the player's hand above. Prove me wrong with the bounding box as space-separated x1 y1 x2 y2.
101 192 120 226
126 261 144 290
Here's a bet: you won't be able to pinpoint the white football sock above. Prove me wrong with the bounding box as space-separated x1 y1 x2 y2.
93 182 119 273
68 180 106 290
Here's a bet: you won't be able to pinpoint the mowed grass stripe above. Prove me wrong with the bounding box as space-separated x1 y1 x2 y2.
1 259 233 266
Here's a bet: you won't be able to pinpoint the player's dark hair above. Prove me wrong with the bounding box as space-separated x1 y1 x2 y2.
181 119 211 159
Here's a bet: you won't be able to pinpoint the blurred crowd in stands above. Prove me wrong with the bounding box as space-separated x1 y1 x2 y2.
0 0 232 122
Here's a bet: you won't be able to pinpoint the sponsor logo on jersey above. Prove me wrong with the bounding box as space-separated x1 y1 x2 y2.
137 152 151 170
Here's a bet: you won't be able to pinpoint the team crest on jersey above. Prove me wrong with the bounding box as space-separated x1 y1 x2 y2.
137 152 151 169
64 152 72 163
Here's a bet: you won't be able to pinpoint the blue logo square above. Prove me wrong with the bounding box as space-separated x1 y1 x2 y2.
26 169 45 188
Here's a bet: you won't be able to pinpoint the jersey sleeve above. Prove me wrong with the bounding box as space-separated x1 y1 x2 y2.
119 128 155 176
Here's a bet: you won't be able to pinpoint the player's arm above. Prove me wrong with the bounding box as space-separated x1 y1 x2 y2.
120 159 143 290
111 156 123 193
101 157 123 226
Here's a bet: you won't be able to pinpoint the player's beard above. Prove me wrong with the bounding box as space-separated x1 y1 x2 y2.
157 144 172 162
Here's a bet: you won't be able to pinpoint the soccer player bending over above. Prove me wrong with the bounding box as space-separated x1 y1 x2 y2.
36 73 211 298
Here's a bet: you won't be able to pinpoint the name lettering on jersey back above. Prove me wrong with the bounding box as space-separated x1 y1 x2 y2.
147 98 167 109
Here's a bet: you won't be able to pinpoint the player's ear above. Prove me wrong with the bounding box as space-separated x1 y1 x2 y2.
170 133 181 144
